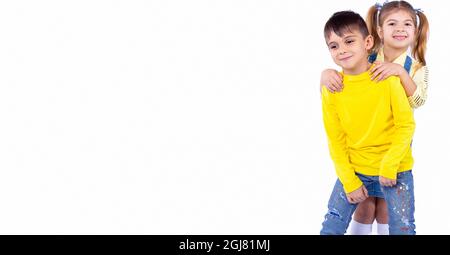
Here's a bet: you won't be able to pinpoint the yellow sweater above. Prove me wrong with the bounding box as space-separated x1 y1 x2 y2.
321 69 415 193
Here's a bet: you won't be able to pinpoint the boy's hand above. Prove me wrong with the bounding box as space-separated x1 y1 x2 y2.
320 69 343 93
370 61 405 82
379 176 397 187
346 185 368 204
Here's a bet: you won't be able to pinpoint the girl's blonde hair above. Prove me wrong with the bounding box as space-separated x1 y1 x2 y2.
366 1 429 65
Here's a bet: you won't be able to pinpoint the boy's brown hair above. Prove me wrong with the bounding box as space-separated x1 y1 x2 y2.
324 11 370 42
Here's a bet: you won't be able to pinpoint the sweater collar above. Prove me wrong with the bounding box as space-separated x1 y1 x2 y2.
341 67 373 83
376 47 409 65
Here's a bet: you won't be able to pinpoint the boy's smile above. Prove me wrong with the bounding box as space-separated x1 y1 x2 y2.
339 55 353 61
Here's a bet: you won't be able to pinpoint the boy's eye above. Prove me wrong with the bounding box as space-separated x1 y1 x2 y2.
328 44 338 50
346 40 354 44
388 22 395 26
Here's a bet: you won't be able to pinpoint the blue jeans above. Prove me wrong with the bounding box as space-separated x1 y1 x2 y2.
320 171 415 235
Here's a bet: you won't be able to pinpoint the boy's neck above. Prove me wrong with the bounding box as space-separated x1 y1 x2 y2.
342 60 371 76
383 46 409 63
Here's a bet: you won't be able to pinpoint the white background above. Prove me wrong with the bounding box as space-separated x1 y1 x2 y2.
0 0 448 234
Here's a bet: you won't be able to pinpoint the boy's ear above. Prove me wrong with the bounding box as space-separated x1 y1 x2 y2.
365 35 374 51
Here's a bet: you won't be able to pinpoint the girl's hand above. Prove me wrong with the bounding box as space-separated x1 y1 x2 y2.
370 61 406 82
320 69 343 93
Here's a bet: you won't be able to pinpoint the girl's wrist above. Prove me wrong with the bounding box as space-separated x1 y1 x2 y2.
398 69 409 79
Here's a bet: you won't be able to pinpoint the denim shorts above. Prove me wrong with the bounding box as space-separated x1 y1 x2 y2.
321 170 415 235
355 172 384 198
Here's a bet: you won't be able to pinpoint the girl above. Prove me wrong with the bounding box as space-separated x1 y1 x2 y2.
320 1 429 235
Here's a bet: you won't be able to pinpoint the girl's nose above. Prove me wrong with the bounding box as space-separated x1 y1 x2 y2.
396 26 405 31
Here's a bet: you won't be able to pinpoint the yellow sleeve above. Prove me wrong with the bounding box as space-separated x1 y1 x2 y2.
380 78 416 179
408 65 429 108
321 87 362 193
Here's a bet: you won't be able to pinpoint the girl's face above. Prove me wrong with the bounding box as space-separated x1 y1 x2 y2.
378 10 416 50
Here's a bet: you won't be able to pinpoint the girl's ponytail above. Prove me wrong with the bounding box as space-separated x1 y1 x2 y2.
366 5 382 54
413 11 429 66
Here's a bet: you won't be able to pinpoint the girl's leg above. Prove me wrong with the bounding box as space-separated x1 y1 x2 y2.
320 179 358 235
375 198 389 235
381 171 416 235
349 197 376 235
353 197 376 223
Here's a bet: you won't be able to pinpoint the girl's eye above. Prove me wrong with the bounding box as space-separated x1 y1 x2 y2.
346 40 354 44
388 23 395 26
405 23 413 26
330 45 337 50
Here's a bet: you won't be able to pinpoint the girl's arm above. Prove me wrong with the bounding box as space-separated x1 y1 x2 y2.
398 69 417 97
407 65 429 108
370 62 429 108
320 69 343 93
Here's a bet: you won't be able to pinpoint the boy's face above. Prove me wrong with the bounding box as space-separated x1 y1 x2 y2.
326 29 373 75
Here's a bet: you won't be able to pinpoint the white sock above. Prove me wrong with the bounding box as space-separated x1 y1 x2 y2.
377 223 389 235
349 220 372 235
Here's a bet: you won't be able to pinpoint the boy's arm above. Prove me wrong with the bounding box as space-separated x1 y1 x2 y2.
321 87 362 193
379 78 416 179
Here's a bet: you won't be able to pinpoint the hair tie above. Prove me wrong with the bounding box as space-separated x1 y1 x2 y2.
374 2 383 11
414 8 423 27
375 3 383 26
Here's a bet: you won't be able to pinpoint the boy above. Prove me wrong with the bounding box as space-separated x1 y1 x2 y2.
320 11 416 235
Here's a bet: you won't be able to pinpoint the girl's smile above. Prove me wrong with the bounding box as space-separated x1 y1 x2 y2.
393 35 408 41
